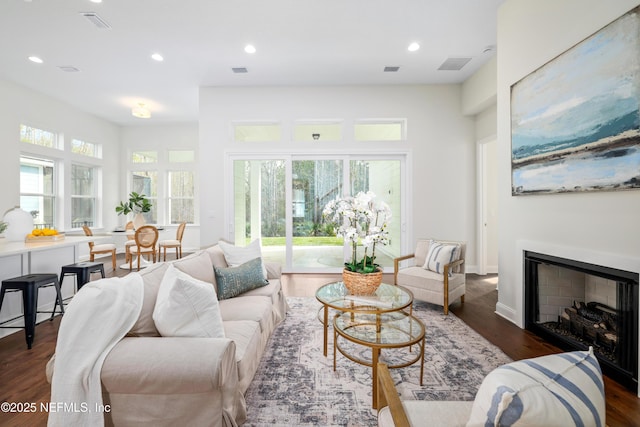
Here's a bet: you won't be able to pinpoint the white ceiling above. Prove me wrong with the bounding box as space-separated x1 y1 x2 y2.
0 0 504 125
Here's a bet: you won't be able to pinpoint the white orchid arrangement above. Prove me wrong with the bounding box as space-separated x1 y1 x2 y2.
322 191 391 274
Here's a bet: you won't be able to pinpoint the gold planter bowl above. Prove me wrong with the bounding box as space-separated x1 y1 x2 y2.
342 268 383 295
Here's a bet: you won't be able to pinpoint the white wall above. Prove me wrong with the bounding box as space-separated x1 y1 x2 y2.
496 0 640 325
120 124 200 251
199 85 477 269
0 79 121 228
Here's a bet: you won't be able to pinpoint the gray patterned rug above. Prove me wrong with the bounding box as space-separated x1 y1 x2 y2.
244 297 512 426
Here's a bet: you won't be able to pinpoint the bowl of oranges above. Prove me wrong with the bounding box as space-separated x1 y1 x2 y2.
25 228 65 242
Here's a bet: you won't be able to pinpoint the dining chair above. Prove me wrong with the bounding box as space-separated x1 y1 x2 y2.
157 222 186 261
129 225 159 271
82 225 117 270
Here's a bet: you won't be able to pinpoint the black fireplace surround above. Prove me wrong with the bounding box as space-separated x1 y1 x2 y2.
524 251 639 392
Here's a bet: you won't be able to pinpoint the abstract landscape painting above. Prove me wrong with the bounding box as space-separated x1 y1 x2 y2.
511 6 640 195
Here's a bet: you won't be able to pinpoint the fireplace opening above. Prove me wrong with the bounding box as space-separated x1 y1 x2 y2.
524 251 639 392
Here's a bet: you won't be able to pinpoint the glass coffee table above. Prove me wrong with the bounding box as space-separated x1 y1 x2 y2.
333 310 425 409
315 281 414 357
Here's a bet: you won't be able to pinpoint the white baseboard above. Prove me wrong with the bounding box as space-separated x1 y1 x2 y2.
495 302 522 328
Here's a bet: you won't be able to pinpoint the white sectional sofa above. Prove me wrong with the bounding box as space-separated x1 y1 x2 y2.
48 243 288 427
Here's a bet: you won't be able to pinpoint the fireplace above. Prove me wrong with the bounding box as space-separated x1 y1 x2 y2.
524 251 639 392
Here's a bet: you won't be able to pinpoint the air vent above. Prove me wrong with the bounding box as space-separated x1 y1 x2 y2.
58 66 80 73
437 57 472 71
384 66 400 72
232 67 248 73
80 12 111 29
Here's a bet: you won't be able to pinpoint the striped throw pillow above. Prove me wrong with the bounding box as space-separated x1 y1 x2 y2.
466 348 605 427
423 241 461 276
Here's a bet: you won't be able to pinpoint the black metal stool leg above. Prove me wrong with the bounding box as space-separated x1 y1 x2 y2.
22 285 37 350
50 278 64 320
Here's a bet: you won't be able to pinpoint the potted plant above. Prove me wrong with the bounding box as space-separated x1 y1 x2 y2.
115 192 152 229
322 191 391 295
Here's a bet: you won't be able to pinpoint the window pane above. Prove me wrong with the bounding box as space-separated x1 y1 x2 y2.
71 139 101 158
131 171 157 197
292 160 344 269
233 124 281 142
169 171 195 224
350 159 401 268
233 160 286 263
294 123 341 142
20 156 55 228
20 124 56 148
169 171 194 197
71 165 94 196
132 151 158 163
20 195 55 228
168 150 195 163
354 122 404 141
131 171 157 223
170 199 194 224
71 164 96 227
20 158 54 194
71 198 95 228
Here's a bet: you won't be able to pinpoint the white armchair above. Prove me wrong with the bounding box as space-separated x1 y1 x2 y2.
393 239 466 315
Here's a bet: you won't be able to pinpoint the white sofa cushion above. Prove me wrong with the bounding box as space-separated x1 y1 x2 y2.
153 265 225 338
466 348 605 427
218 239 267 279
172 249 216 284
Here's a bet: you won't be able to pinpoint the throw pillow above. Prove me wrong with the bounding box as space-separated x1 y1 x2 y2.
218 238 268 279
423 241 461 276
214 257 269 300
152 264 225 338
466 348 605 427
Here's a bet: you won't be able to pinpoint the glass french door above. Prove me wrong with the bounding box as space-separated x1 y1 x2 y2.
231 155 404 272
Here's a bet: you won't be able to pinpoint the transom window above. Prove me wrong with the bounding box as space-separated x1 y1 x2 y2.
20 124 59 149
71 139 102 158
233 122 281 142
354 120 406 141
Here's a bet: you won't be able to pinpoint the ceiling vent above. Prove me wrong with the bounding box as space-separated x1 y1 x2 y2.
80 12 111 29
384 66 400 72
437 57 472 71
58 66 80 73
232 67 248 73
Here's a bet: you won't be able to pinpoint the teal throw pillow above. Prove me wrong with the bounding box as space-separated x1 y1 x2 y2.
214 257 269 300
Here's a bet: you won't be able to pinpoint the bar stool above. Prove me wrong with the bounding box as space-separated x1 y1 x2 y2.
0 274 64 349
60 261 105 291
53 261 106 314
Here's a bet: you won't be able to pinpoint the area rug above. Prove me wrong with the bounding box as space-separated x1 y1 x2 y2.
244 297 512 426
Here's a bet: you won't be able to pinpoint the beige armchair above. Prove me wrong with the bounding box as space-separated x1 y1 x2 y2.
393 239 466 315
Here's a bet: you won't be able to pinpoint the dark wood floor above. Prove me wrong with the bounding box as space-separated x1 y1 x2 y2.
0 259 638 426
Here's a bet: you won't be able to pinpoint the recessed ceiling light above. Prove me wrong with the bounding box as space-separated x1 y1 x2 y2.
28 56 43 64
90 0 103 3
151 53 164 62
408 42 420 52
244 45 256 54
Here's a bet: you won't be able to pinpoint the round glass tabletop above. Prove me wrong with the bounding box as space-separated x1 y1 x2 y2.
315 281 413 313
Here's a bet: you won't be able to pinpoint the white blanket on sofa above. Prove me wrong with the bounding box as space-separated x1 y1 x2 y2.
48 274 144 427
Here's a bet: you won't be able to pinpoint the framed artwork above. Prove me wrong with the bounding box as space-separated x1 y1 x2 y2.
511 6 640 195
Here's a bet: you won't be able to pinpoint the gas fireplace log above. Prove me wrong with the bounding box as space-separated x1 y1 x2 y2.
562 307 617 350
